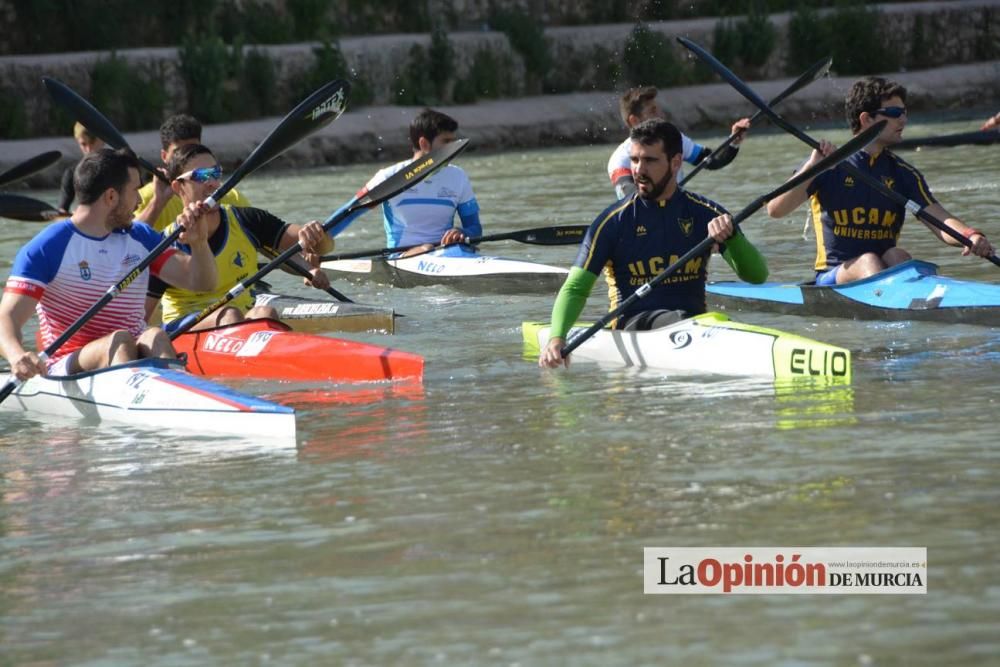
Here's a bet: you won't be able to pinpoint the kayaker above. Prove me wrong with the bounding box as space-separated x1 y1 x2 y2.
0 148 217 381
766 76 994 285
608 85 751 199
982 112 1000 131
145 143 333 333
134 114 251 232
326 108 482 257
539 119 768 369
56 122 105 214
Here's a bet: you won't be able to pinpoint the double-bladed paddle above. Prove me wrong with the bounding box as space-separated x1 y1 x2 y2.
0 79 351 404
560 119 886 358
168 137 470 339
0 151 63 188
678 55 832 187
0 193 62 222
678 37 1000 268
319 224 588 262
44 77 170 183
896 128 1000 151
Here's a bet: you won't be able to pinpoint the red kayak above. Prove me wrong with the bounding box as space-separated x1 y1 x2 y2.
172 319 423 382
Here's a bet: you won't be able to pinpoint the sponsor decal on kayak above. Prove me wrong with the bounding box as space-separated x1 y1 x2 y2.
281 303 341 316
644 547 926 594
416 260 446 274
202 331 277 356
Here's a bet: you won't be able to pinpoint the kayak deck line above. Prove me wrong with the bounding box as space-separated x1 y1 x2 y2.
172 318 424 383
322 245 568 294
1 357 297 443
523 312 852 382
708 259 1000 325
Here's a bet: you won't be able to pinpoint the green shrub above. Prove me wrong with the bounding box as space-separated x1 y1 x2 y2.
454 48 518 103
178 35 234 123
713 1 776 73
492 7 551 89
0 89 29 139
90 54 168 131
297 39 374 110
428 26 455 102
238 49 278 118
623 23 681 87
395 44 436 106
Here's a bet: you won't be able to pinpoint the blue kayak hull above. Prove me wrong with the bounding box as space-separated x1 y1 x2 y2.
707 260 1000 325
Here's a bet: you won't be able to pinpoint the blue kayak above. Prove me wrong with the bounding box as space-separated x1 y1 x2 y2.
707 260 1000 325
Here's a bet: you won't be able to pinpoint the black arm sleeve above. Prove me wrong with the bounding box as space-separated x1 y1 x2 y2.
231 207 290 253
147 274 168 300
57 167 75 211
691 143 740 171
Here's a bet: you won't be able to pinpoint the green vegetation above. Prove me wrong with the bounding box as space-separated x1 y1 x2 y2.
296 40 374 109
623 23 682 88
787 2 899 75
90 54 168 132
491 8 552 92
712 2 777 75
0 89 29 139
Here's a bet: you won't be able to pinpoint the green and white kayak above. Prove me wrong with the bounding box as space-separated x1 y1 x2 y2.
523 312 851 381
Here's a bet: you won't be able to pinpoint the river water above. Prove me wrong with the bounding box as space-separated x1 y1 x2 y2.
2 119 998 665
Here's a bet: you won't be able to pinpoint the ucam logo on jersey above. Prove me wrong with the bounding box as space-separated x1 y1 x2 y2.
644 547 926 594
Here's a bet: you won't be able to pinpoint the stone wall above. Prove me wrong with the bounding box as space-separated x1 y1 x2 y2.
1 1 997 138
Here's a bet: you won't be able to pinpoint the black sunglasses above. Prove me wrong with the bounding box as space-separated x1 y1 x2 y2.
873 106 907 119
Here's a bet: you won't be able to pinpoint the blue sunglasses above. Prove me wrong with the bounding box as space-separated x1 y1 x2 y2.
873 106 907 119
176 165 223 183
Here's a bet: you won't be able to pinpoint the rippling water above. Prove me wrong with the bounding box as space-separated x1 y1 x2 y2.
2 118 999 664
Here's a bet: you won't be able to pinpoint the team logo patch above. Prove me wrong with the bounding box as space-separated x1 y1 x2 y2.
78 261 92 281
677 218 694 236
437 186 458 199
233 251 245 268
882 176 895 190
121 253 141 266
636 224 647 237
844 176 855 187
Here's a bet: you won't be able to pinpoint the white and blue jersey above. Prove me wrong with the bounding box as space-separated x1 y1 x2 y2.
329 161 481 246
4 219 172 363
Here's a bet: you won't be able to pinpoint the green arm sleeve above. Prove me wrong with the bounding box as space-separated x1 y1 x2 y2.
550 266 598 339
721 230 769 284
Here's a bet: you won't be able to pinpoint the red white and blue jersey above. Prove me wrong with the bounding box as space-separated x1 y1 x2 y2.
576 190 728 322
4 219 173 361
607 134 702 199
807 149 937 271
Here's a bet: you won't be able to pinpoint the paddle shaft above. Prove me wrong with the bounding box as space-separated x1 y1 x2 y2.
678 56 832 187
561 119 886 358
320 224 588 262
0 193 62 222
271 251 354 303
169 138 469 338
677 37 1000 268
1 79 351 404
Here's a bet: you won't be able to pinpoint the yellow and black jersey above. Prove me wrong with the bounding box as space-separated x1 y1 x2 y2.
575 190 727 320
807 149 937 271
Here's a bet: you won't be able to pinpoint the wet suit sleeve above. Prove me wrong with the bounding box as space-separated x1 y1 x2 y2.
57 167 75 211
549 267 598 339
720 230 768 283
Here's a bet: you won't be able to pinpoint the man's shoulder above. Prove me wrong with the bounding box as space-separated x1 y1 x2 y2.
680 190 727 216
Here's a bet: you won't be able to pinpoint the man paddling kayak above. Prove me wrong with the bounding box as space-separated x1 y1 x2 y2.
766 76 994 285
0 148 216 380
540 119 768 368
608 86 751 199
145 143 333 333
326 108 482 257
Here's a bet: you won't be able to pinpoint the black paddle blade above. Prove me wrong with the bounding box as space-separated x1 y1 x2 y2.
896 128 1000 150
43 77 130 150
43 77 166 180
0 151 63 188
479 225 588 246
0 193 62 222
353 138 470 210
209 79 350 205
770 56 833 108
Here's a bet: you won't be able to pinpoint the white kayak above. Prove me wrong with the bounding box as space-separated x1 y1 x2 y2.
322 246 568 294
523 312 852 381
1 358 296 444
251 292 396 333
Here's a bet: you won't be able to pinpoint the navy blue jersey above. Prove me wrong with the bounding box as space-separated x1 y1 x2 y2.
807 149 937 271
575 190 728 323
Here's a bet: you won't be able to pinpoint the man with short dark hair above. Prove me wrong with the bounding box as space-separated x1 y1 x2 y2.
540 119 768 368
608 86 750 199
135 114 250 231
767 76 993 285
0 148 217 381
328 108 481 257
